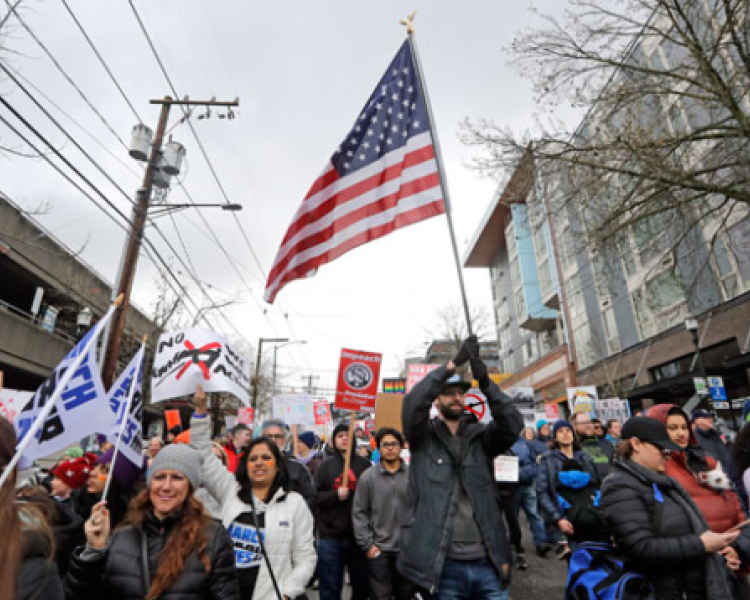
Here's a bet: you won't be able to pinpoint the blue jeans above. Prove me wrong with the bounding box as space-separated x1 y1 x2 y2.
514 484 547 547
428 558 510 600
317 537 369 600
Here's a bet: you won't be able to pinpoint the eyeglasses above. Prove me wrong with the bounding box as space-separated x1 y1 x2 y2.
380 441 401 449
267 434 286 440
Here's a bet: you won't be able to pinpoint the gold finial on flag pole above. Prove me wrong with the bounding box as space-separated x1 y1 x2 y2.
399 10 417 35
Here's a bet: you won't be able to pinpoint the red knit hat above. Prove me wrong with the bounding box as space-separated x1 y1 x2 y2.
52 455 94 489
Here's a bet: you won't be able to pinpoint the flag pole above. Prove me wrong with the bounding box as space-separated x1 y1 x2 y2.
102 336 146 502
0 295 123 490
403 13 473 336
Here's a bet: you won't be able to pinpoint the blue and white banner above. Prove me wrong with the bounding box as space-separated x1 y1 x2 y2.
14 314 114 461
107 343 146 467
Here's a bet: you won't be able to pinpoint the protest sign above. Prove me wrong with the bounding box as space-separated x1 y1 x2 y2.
151 328 251 405
545 403 560 420
464 389 493 424
374 393 404 432
106 344 146 467
0 388 33 424
383 378 406 394
595 398 631 423
165 409 182 433
237 407 254 426
334 348 382 413
494 455 519 482
313 399 332 426
406 364 440 392
511 387 536 428
14 323 114 462
568 386 598 416
273 394 315 426
224 415 237 431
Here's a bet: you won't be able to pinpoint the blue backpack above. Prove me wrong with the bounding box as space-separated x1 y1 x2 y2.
565 542 655 600
565 483 664 600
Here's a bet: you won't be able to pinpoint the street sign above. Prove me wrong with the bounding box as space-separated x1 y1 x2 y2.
693 378 708 396
712 401 730 410
708 376 727 401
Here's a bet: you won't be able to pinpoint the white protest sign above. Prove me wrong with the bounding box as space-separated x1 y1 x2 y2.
106 345 146 467
273 394 315 426
568 386 598 417
14 321 114 461
0 388 33 424
151 328 251 405
511 387 536 428
595 398 631 423
464 388 493 424
494 455 519 482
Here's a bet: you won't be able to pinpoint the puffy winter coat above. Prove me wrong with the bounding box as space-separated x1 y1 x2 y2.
17 528 64 600
64 512 239 600
601 458 735 600
192 414 317 599
512 439 538 486
51 498 84 577
536 449 598 525
397 365 524 594
649 403 750 566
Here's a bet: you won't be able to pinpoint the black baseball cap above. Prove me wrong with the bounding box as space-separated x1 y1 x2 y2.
440 374 472 394
621 417 681 452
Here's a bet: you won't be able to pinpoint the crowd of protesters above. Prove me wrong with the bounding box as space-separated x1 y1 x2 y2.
6 335 750 599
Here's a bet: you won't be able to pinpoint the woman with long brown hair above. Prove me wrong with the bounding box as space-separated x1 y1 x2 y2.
64 443 240 600
0 415 63 600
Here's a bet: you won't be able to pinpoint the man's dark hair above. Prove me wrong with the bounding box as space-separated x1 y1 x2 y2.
231 423 250 435
375 427 404 449
592 419 603 428
606 419 620 432
235 437 289 503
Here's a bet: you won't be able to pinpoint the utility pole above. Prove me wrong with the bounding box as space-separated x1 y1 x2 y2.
251 337 288 412
101 95 240 387
304 374 320 396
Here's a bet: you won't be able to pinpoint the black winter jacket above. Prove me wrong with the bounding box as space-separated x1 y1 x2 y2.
17 529 64 600
51 498 84 577
314 450 371 539
536 449 599 525
397 365 524 594
601 458 724 600
284 455 316 509
64 512 240 600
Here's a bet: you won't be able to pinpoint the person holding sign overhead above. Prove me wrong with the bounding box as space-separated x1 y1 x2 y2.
397 335 524 599
191 385 316 600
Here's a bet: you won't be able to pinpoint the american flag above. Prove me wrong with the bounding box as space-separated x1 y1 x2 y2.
264 40 445 304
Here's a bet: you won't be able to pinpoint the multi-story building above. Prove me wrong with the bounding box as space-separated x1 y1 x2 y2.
465 1 750 419
0 193 164 433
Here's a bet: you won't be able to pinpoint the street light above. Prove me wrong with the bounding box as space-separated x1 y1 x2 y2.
148 202 243 219
273 340 307 395
686 316 708 405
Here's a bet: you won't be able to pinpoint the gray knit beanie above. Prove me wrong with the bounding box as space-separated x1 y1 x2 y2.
147 444 203 489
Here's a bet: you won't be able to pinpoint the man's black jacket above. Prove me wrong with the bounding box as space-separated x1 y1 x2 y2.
396 365 524 594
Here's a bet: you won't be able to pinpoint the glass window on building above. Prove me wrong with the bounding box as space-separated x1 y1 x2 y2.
515 287 527 320
711 235 740 300
631 269 685 339
602 306 621 354
573 323 595 369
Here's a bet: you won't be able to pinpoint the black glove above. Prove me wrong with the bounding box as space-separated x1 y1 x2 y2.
471 357 490 389
453 334 479 367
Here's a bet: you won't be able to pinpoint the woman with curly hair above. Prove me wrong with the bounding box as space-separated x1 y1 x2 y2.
64 443 240 600
0 416 63 600
191 385 317 600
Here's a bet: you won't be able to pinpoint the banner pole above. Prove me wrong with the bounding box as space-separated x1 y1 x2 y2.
341 416 356 488
102 338 146 503
405 23 473 336
0 299 121 490
291 424 299 458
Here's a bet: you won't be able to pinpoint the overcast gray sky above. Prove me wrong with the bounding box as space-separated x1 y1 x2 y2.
0 0 565 396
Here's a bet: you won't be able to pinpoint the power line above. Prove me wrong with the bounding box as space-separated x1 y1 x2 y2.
60 0 143 124
3 0 131 151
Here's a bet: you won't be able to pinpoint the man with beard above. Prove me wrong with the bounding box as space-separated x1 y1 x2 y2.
398 335 524 599
570 412 614 480
353 427 416 599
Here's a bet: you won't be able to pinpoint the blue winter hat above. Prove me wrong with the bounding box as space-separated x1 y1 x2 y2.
552 419 574 438
536 419 548 430
298 431 316 450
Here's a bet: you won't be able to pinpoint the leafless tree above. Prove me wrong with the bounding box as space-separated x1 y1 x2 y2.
462 0 750 297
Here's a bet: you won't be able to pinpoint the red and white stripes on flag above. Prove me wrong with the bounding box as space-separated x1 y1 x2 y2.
264 40 446 304
264 132 444 303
